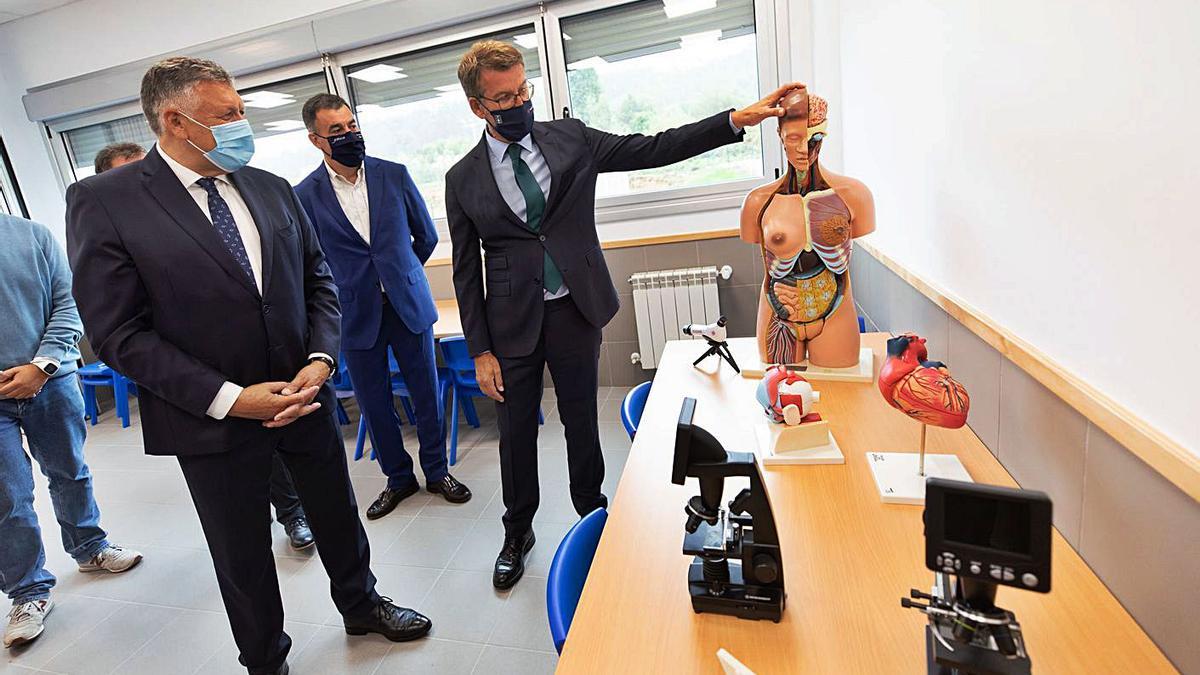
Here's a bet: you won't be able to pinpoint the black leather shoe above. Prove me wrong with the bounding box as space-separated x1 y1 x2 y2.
367 483 419 520
427 474 472 504
283 517 314 550
493 530 535 590
344 596 432 642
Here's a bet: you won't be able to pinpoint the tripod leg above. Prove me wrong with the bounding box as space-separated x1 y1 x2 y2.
718 344 740 373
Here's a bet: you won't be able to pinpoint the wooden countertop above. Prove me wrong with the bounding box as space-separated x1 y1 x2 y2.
556 334 1175 674
433 299 462 339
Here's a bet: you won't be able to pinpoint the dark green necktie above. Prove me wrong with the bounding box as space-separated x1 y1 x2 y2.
506 143 563 294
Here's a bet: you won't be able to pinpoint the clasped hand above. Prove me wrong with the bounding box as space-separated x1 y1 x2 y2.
229 361 332 428
0 365 50 400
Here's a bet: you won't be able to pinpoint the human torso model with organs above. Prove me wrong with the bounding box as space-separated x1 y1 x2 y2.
740 87 876 367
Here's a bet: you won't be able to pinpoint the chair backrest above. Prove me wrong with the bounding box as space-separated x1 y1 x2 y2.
620 381 652 440
439 336 475 374
546 507 608 654
329 355 354 391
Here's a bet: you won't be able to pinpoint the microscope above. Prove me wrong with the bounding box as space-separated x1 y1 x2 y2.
671 397 784 622
902 478 1053 675
683 316 740 373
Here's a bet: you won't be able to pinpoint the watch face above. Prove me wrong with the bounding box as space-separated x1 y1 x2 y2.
42 363 59 375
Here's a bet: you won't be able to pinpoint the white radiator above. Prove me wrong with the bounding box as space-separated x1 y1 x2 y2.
629 265 726 369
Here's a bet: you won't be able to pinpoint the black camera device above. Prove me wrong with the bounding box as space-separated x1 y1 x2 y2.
903 478 1053 675
672 397 784 622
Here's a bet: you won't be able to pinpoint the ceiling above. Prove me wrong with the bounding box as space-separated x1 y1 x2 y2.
0 0 77 26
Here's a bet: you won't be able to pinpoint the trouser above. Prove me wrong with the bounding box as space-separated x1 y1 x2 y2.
495 296 607 537
177 414 379 675
268 454 304 525
0 375 108 604
343 296 448 490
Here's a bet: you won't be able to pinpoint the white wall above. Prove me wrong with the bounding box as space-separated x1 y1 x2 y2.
834 0 1200 454
0 0 362 236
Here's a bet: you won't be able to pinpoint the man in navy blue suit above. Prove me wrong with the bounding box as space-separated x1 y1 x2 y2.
295 94 471 520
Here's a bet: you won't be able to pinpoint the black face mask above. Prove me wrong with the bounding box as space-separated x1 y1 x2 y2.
320 130 366 168
488 100 534 142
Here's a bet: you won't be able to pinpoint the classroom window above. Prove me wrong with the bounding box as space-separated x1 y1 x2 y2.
345 27 550 220
63 114 156 180
560 0 762 199
241 73 331 185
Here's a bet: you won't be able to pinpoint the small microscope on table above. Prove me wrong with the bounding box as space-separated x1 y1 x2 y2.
902 478 1053 675
671 397 784 622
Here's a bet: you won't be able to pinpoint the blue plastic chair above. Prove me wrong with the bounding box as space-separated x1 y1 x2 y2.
78 361 134 428
439 336 542 466
546 507 609 654
858 315 867 333
620 381 652 441
353 365 450 462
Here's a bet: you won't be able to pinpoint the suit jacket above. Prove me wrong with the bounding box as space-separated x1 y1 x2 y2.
65 147 340 456
294 156 438 350
445 110 743 359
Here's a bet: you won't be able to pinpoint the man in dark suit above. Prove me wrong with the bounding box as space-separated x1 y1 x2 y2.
447 40 797 589
294 94 471 520
66 57 431 675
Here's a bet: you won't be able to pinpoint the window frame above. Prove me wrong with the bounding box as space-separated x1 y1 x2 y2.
44 58 328 186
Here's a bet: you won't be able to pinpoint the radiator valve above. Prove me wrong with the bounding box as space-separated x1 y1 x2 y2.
631 352 641 365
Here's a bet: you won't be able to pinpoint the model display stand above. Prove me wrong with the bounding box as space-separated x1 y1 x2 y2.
749 365 845 465
732 340 874 383
870 334 973 504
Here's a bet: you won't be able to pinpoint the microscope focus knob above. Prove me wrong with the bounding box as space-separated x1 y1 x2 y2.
752 554 779 584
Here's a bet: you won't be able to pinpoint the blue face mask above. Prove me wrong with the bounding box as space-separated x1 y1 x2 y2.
181 113 256 173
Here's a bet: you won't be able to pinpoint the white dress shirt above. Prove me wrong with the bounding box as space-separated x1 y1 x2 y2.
484 132 569 301
324 161 371 244
156 145 330 421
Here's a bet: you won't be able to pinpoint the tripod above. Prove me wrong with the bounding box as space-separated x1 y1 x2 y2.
693 336 740 373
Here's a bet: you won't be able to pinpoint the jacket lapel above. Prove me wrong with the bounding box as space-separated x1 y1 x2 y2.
471 133 531 233
228 169 273 297
531 123 565 229
313 166 367 247
140 148 260 299
365 157 385 245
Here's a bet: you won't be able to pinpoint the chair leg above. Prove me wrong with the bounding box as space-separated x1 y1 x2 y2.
354 416 368 461
400 397 417 426
449 388 460 466
462 396 480 428
82 382 98 426
114 377 130 428
538 407 545 425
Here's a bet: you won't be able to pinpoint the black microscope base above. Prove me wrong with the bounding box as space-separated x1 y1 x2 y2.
687 558 784 622
926 625 1031 675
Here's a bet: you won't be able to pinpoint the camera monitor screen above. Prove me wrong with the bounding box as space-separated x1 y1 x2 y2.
943 491 1032 556
925 478 1052 593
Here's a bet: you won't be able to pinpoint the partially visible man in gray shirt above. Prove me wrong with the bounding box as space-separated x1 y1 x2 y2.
0 213 143 650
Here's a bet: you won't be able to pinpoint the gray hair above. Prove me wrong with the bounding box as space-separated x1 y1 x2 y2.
140 56 233 136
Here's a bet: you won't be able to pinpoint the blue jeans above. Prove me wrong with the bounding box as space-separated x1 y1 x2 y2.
0 375 108 604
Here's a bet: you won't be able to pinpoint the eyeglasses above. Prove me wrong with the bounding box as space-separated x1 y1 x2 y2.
475 81 535 109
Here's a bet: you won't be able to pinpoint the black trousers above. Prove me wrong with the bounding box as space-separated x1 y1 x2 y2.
269 454 304 525
177 415 379 675
495 296 608 536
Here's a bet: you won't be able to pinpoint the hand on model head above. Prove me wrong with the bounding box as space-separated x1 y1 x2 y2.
474 352 505 403
731 82 806 129
0 365 50 400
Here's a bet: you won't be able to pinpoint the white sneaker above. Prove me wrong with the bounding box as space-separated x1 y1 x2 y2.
4 599 53 648
77 544 144 573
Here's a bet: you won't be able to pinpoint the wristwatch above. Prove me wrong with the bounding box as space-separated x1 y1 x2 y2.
308 355 336 373
33 361 59 376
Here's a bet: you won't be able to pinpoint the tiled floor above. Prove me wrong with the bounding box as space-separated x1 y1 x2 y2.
3 386 634 675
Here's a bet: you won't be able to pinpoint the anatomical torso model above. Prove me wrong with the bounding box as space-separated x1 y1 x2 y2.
740 87 876 367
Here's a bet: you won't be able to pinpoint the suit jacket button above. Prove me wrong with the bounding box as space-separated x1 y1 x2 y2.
539 235 546 242
262 304 272 315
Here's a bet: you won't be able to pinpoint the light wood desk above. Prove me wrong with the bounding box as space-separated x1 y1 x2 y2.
433 299 462 339
557 335 1175 674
